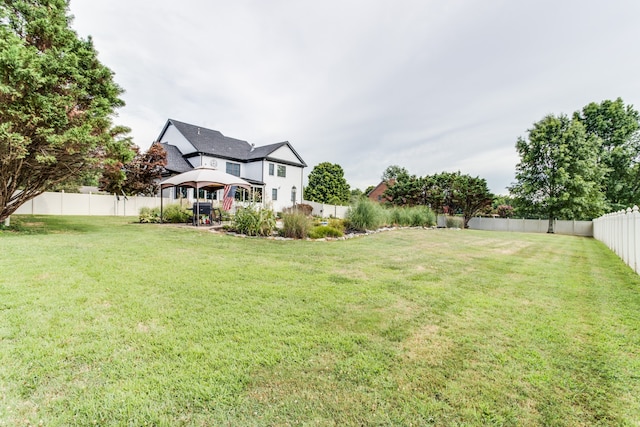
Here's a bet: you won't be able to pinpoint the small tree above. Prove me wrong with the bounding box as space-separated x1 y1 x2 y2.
423 171 492 227
496 205 514 218
450 173 493 228
125 143 167 196
304 162 350 204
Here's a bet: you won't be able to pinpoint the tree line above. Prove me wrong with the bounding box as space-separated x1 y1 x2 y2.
511 98 639 232
305 98 640 233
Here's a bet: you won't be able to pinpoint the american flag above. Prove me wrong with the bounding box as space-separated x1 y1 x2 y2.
223 185 237 211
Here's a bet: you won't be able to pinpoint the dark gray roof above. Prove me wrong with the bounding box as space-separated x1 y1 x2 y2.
167 119 253 159
246 142 287 160
246 141 307 167
159 119 307 168
162 143 193 173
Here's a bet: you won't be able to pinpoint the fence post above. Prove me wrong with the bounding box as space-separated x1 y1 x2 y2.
622 208 629 266
634 206 640 273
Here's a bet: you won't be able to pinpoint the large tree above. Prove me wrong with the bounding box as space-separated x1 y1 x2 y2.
0 0 129 222
303 162 350 204
575 98 640 210
510 114 605 233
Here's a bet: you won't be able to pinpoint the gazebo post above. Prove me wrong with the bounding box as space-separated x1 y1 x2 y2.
195 184 200 226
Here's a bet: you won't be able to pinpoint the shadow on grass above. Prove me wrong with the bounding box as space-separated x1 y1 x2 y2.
1 215 102 235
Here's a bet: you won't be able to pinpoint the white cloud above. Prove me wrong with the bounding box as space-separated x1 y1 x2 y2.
69 0 640 194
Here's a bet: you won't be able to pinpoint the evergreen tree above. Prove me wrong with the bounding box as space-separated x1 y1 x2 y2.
0 0 131 222
303 162 350 204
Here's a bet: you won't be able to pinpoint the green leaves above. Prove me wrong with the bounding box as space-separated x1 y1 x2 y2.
383 170 492 228
0 0 126 221
510 114 606 226
576 98 640 210
304 162 351 204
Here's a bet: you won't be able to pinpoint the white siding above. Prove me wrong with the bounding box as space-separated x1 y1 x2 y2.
263 162 304 212
200 156 224 169
159 123 196 155
270 145 301 164
244 161 264 181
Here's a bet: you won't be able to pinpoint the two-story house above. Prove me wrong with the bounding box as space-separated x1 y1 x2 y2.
157 119 306 212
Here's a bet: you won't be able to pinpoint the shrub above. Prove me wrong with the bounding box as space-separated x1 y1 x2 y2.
445 216 464 228
282 203 314 216
162 204 191 223
387 207 410 226
497 204 514 218
345 198 385 231
308 225 344 239
281 212 312 239
386 206 436 227
408 206 436 227
232 205 277 236
328 218 345 233
139 206 161 223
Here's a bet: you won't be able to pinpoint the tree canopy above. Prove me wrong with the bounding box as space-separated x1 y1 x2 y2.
575 98 640 210
303 162 350 204
383 169 492 227
100 142 167 196
0 0 130 222
509 114 605 232
381 165 409 183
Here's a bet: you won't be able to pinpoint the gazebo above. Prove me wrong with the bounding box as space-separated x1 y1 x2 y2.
159 166 251 225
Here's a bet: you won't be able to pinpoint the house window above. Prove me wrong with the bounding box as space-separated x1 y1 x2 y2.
277 165 286 177
226 162 240 177
268 163 274 176
272 188 278 201
175 186 188 199
251 187 263 202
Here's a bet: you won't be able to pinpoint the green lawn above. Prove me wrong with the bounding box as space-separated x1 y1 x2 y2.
1 215 639 426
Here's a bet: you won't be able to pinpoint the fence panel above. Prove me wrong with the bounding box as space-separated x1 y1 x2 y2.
467 217 593 236
13 192 169 217
593 206 640 274
301 200 349 219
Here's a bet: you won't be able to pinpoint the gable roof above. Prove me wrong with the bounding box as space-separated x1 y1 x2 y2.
162 143 193 174
246 141 308 167
158 119 306 167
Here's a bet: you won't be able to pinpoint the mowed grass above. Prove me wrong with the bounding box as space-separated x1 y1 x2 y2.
1 216 639 426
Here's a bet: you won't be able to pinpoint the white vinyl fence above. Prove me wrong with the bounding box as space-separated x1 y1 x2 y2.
468 217 593 236
10 192 351 219
13 191 170 217
593 206 640 274
301 200 350 219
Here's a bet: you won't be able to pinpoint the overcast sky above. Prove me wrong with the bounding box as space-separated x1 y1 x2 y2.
68 0 640 194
